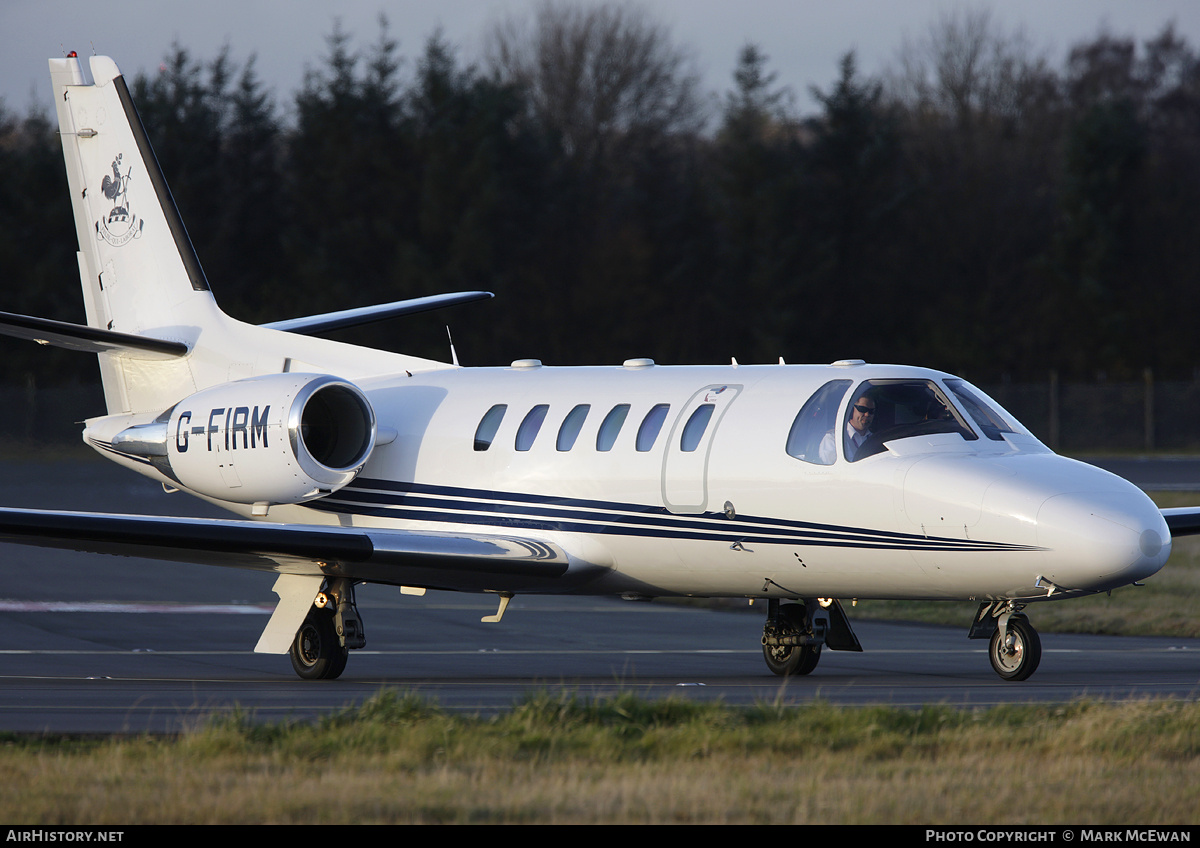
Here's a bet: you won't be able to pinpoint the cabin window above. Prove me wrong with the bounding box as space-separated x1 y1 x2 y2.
515 404 549 451
680 404 715 452
636 404 670 451
786 380 851 465
557 404 590 451
596 404 630 451
473 404 507 451
943 379 1015 441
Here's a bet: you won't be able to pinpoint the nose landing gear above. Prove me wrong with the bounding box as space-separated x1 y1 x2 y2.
971 601 1043 681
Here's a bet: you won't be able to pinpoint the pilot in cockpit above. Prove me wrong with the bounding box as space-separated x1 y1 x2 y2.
819 393 875 463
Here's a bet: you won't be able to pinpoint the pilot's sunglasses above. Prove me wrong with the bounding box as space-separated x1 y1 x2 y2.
854 405 876 415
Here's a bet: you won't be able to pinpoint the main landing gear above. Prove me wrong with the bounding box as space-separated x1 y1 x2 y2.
761 598 862 676
289 579 365 681
970 601 1043 681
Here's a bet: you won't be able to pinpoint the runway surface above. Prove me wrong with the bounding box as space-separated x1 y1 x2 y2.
0 457 1198 733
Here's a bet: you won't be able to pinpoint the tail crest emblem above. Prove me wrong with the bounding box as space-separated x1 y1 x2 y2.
96 153 143 247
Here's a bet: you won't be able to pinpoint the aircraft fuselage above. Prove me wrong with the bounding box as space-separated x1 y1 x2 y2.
154 360 1169 605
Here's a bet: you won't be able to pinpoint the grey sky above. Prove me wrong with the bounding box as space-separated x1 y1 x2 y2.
5 0 1200 118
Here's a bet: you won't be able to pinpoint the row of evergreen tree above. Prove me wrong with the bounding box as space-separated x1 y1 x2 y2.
2 4 1199 385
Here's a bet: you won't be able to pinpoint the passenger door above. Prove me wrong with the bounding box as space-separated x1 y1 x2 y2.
660 384 741 514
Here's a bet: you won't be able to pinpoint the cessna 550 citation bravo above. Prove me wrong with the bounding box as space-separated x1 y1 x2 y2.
0 53 1194 682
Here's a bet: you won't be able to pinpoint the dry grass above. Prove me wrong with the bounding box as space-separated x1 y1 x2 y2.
1 693 1198 824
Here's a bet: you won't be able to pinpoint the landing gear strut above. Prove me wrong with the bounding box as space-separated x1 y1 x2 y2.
971 601 1042 681
289 579 364 681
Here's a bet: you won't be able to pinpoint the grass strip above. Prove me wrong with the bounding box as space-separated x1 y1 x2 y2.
2 691 1198 824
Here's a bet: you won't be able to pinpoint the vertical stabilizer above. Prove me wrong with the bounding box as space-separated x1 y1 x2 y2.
46 54 445 419
50 54 218 413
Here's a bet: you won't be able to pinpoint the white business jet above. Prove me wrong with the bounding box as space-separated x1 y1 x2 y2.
0 54 1191 682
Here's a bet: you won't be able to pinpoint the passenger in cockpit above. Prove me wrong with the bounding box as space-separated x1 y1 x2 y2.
922 396 950 421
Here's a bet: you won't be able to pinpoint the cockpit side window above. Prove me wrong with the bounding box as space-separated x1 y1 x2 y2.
844 379 977 461
786 380 851 465
943 379 1016 441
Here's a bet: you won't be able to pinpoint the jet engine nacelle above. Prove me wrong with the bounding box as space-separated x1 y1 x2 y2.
108 373 377 507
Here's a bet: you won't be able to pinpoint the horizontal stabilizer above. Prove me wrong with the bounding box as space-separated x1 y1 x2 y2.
263 291 494 336
0 311 187 358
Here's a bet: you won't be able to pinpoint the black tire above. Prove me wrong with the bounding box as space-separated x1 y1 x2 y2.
763 642 821 676
988 617 1041 681
762 603 822 676
290 609 348 680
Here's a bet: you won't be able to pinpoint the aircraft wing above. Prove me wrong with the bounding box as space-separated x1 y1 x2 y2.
0 506 571 586
1161 508 1200 537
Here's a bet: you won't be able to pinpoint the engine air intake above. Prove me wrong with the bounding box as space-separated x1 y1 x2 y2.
292 380 376 476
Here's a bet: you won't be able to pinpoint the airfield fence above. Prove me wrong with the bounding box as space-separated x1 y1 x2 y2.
980 370 1192 454
0 373 1195 455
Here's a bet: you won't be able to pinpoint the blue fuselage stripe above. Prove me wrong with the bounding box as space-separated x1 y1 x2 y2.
306 478 1040 554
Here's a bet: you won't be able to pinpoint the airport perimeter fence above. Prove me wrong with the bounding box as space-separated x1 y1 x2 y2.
0 373 1193 456
980 371 1189 454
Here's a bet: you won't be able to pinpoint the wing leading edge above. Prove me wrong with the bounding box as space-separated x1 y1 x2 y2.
0 507 571 586
1161 508 1200 537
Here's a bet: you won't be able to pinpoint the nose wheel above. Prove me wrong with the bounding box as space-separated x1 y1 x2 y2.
972 603 1042 681
988 616 1041 681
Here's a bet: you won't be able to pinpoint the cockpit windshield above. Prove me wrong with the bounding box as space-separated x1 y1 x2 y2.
786 375 1036 465
842 379 977 461
942 378 1018 441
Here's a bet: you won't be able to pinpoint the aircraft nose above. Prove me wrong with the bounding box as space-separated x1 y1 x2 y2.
1036 490 1170 591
